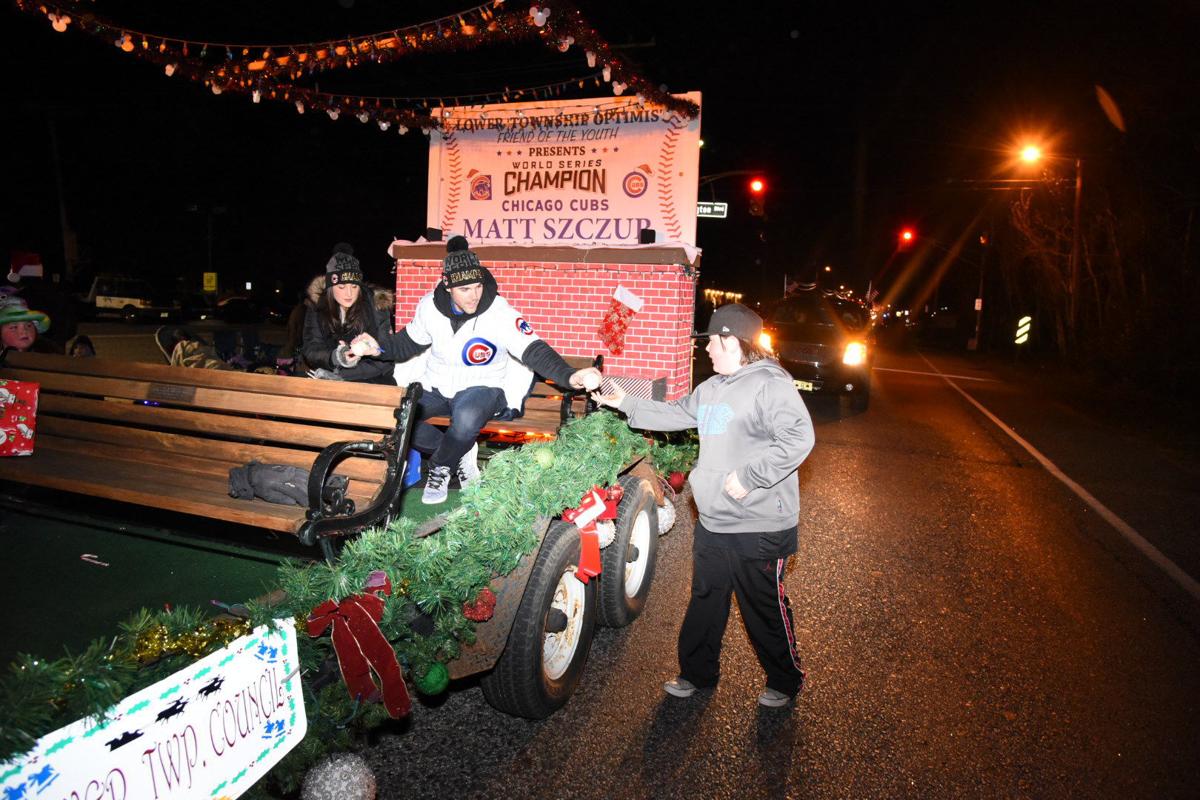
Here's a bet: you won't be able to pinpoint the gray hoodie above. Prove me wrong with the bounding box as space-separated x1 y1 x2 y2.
618 359 814 534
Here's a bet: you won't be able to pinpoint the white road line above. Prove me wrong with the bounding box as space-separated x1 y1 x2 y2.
918 351 1200 602
873 366 999 382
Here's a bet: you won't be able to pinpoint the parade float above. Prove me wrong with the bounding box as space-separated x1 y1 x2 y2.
3 2 703 796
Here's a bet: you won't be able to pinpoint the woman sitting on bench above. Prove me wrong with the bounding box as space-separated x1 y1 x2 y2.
302 245 396 385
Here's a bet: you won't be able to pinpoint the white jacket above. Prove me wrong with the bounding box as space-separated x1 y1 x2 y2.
404 292 539 411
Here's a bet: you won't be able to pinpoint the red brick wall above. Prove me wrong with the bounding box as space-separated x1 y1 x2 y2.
394 259 697 400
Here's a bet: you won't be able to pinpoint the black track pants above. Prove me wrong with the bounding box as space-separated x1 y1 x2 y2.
677 536 805 696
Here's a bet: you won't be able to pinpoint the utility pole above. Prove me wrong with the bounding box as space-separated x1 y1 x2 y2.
1068 157 1083 334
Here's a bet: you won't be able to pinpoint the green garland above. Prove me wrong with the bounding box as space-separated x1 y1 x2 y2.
0 411 650 794
647 431 699 477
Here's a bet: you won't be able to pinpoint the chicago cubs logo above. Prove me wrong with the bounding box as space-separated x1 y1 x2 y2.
622 170 649 198
462 337 497 365
515 317 534 335
470 174 493 200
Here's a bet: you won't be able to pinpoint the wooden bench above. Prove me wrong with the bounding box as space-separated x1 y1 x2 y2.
0 352 594 556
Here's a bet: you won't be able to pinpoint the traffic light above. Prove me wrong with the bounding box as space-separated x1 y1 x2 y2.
898 227 916 249
748 176 766 217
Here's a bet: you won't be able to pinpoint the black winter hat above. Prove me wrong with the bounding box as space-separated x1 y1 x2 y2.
325 250 364 289
441 237 490 289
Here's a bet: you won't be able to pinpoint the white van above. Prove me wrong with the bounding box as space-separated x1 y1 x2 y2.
82 276 180 322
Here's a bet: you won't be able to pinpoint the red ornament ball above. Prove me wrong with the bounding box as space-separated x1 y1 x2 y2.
668 471 686 492
462 587 498 622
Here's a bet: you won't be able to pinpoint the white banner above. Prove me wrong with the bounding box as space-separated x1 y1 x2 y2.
427 94 702 247
1 620 306 800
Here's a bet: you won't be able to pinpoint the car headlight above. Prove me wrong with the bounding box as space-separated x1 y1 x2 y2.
842 341 867 366
758 332 773 351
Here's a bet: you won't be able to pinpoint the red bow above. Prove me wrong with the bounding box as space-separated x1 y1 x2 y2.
307 570 411 718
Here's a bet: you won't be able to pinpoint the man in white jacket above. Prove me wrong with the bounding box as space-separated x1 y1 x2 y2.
345 237 601 503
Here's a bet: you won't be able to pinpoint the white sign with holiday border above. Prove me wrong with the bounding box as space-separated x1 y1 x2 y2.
427 93 702 247
0 619 305 800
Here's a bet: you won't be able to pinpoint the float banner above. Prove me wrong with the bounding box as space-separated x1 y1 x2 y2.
428 93 702 247
0 620 306 800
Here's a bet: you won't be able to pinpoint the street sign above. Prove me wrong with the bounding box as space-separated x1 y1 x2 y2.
203 271 218 292
696 201 728 219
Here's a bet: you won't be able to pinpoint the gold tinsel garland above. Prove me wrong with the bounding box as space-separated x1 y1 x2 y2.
132 617 253 663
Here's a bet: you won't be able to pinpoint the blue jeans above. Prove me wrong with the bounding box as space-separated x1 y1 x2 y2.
412 386 508 469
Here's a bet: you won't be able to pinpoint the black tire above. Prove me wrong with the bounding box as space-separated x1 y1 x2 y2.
851 388 870 411
598 476 659 627
481 520 597 718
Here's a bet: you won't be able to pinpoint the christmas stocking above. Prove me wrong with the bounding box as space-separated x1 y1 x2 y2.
597 286 643 355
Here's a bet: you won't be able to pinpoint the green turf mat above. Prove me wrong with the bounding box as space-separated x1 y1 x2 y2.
0 510 284 667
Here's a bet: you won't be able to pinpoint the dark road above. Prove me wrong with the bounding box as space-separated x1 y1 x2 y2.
363 346 1200 799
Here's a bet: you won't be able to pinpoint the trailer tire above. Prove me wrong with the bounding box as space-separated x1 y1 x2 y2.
481 520 596 718
598 475 659 627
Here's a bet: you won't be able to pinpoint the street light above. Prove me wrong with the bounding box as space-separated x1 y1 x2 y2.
1017 142 1083 329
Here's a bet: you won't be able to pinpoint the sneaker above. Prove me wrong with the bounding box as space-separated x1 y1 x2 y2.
663 677 697 698
422 465 452 505
757 687 794 708
456 442 481 488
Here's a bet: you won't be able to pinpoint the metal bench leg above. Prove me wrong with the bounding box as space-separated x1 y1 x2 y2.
298 383 424 559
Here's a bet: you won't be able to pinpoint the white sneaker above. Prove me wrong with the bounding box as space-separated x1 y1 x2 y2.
757 687 794 708
663 677 697 698
456 442 481 488
422 465 452 505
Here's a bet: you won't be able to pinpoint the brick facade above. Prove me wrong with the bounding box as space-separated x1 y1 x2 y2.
392 248 698 400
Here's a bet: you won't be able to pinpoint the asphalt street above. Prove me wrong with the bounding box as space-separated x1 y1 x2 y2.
58 323 1200 798
357 345 1200 800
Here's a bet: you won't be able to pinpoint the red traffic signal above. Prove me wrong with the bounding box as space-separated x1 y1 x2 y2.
898 228 916 248
748 177 766 216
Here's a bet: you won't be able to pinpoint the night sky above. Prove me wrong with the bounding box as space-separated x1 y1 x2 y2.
7 1 1198 303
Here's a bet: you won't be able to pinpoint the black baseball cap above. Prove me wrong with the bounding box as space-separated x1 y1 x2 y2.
692 303 763 340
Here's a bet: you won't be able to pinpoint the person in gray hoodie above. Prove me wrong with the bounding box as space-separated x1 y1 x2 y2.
591 302 815 707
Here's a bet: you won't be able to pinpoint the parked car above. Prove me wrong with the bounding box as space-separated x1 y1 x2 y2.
761 289 875 410
214 293 290 325
80 275 182 322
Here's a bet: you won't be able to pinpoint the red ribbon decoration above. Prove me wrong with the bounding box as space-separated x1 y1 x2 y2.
562 484 624 583
307 570 411 718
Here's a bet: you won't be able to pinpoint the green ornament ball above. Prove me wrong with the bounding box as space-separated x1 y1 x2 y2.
532 448 555 469
415 662 449 695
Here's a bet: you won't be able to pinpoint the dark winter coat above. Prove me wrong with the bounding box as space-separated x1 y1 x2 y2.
228 461 348 506
301 304 396 384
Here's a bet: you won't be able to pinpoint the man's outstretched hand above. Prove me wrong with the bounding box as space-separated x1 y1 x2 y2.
568 367 603 392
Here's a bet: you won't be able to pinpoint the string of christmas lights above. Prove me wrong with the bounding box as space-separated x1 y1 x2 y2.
17 0 698 133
